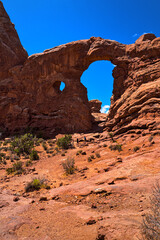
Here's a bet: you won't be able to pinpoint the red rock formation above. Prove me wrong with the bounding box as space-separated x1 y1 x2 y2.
0 1 28 79
0 1 159 137
89 100 102 113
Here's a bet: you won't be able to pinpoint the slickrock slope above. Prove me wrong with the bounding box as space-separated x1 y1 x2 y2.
0 0 160 137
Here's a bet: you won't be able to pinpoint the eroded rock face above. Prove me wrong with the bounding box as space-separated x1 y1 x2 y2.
89 100 102 113
0 1 28 79
0 1 160 136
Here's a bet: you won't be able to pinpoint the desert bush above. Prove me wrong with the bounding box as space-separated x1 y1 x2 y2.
10 133 36 156
25 160 32 167
0 157 6 165
133 146 140 152
141 182 160 239
88 156 92 162
109 144 122 152
108 132 115 142
3 147 8 152
57 135 72 149
37 138 44 144
96 153 101 158
6 161 23 175
3 141 8 146
148 136 153 142
14 155 20 160
90 154 95 159
0 153 6 158
88 155 95 162
42 142 47 150
62 157 75 175
25 177 48 192
76 150 82 156
30 150 39 160
6 167 14 174
81 151 86 155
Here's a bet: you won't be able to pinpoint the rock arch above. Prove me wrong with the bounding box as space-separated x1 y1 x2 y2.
0 1 160 137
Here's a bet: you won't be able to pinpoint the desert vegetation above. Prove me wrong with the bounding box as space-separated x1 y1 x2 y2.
25 177 49 192
6 161 24 175
141 182 160 240
57 135 72 149
109 144 122 152
62 157 75 175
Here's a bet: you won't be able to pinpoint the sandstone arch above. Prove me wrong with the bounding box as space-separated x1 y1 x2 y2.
0 1 160 137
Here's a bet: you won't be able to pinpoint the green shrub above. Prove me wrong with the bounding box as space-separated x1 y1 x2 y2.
96 153 101 158
109 144 122 152
57 135 72 149
88 157 92 162
25 160 32 167
6 161 23 175
42 143 47 150
108 132 115 141
0 153 6 158
3 147 8 152
3 141 8 146
76 150 82 156
10 133 36 156
25 177 48 192
49 150 54 154
62 157 75 175
6 167 14 174
81 151 86 155
1 159 6 165
30 150 39 160
133 146 140 152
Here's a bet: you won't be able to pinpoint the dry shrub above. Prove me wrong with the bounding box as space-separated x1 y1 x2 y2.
141 181 160 239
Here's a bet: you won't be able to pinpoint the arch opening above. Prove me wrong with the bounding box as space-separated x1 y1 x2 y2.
52 81 66 95
81 60 114 114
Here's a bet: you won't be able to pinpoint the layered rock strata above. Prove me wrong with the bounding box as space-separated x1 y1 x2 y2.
0 1 160 136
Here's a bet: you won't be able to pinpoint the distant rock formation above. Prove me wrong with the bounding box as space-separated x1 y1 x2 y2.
0 1 159 136
89 100 102 113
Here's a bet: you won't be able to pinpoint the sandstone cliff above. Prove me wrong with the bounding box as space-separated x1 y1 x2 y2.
0 1 159 137
89 100 102 113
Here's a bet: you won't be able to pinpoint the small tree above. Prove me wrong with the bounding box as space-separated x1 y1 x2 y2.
57 135 72 149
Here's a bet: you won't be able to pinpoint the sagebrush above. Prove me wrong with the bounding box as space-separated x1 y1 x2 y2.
141 181 160 239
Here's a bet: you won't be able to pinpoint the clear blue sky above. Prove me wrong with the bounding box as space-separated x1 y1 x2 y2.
3 0 160 112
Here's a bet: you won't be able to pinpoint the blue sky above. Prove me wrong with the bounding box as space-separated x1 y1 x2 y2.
3 0 160 112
